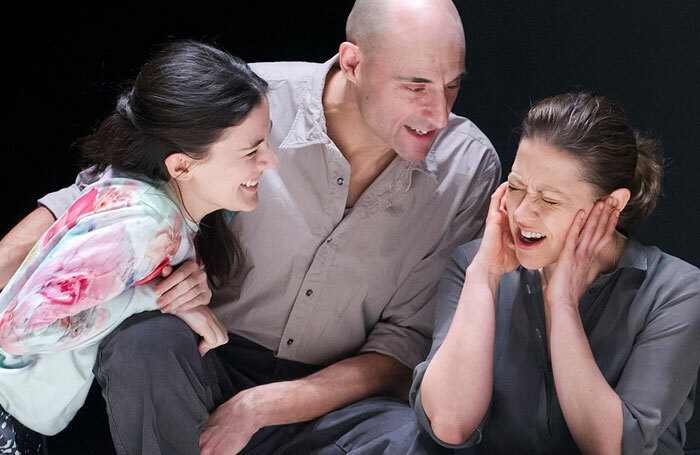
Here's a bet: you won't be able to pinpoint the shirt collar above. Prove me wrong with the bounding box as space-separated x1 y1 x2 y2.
278 56 338 149
403 153 439 190
615 236 648 272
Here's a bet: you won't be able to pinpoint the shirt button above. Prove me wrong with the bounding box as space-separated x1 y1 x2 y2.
287 338 294 345
337 177 344 185
326 237 332 243
305 289 313 296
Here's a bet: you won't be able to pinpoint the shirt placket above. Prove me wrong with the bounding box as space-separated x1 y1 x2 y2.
522 269 556 443
276 145 416 360
276 140 350 359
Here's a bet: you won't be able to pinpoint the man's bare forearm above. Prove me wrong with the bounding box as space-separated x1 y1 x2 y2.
0 207 56 288
230 352 412 432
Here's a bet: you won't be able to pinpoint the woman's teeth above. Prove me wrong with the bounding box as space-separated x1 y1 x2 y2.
521 230 545 239
408 126 429 135
242 180 258 187
520 229 546 244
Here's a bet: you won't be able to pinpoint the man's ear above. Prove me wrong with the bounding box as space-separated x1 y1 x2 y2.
609 187 631 212
164 153 196 181
338 41 363 84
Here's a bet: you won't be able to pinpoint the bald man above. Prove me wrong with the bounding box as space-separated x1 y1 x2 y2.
1 1 499 454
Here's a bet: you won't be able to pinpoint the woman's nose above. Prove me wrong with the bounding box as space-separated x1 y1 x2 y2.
257 142 278 170
513 196 538 224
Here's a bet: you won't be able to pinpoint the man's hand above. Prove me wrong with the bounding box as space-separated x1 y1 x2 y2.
154 261 212 313
199 352 410 454
200 389 260 455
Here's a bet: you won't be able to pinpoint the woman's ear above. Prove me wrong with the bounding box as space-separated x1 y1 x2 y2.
609 188 631 211
164 153 195 181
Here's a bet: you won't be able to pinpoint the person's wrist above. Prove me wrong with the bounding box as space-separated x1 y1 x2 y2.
466 261 502 291
544 292 579 318
235 386 268 432
468 257 503 279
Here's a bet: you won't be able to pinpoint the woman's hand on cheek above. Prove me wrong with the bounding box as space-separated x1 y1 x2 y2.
544 197 620 309
473 182 520 277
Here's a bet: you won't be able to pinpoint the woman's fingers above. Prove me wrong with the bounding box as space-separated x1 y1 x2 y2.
197 315 228 356
161 283 212 313
576 201 604 253
590 198 618 254
565 196 620 264
488 182 509 219
581 197 618 257
563 210 585 257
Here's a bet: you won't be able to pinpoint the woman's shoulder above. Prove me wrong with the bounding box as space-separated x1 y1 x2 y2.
626 238 700 317
628 238 700 286
79 171 185 221
39 172 193 253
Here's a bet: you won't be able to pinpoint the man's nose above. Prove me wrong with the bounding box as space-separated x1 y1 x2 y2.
423 90 450 129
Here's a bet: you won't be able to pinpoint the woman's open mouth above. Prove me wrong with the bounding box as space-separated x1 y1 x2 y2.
516 228 546 249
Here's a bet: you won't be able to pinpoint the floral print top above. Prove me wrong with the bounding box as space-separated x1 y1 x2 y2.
0 170 198 435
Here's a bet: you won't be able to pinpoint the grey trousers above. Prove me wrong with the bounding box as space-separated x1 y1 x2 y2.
93 312 451 455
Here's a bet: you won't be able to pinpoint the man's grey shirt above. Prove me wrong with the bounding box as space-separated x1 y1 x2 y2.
39 56 501 369
410 238 700 454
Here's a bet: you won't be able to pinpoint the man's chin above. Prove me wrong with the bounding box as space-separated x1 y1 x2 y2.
395 147 432 162
396 149 430 161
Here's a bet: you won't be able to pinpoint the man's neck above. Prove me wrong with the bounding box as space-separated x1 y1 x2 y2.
322 67 397 207
322 67 395 167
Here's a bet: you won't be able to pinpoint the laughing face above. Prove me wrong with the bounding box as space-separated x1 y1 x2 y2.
506 138 599 270
352 10 466 162
182 96 277 219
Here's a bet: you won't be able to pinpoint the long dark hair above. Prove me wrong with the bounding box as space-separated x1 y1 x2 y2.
521 92 663 230
79 40 268 287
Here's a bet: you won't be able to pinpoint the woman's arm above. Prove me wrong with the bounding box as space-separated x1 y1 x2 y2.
420 264 499 444
420 183 519 444
0 194 185 355
547 303 623 455
545 199 623 455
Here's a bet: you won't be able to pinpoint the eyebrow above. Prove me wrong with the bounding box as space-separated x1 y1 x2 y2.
508 174 566 195
237 120 274 151
395 72 468 85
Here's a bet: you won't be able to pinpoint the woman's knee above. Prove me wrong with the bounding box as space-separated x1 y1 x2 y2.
96 312 199 375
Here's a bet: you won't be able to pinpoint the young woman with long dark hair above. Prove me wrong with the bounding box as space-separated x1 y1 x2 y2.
0 40 276 454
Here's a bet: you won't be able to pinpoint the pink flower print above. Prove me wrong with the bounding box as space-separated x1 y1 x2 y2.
4 224 130 344
133 257 170 286
93 185 139 213
144 215 183 270
41 188 99 248
39 272 93 305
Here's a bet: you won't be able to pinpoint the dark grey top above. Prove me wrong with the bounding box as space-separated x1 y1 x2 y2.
410 238 700 455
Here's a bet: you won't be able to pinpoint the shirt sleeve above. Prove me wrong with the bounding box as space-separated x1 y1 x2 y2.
616 265 700 454
38 167 101 219
408 242 487 449
357 150 500 370
0 197 184 355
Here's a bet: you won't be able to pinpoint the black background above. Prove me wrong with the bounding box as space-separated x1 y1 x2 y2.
5 2 700 268
5 1 700 451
